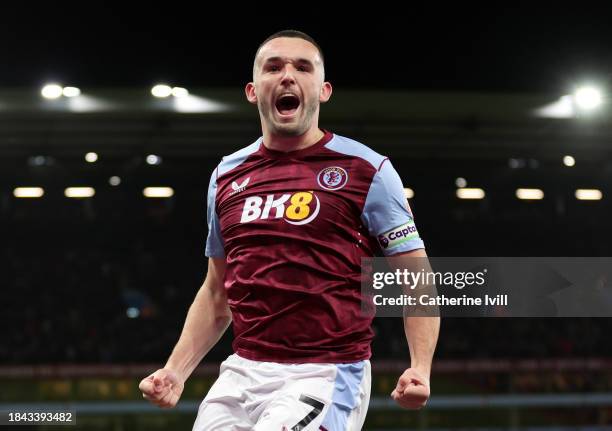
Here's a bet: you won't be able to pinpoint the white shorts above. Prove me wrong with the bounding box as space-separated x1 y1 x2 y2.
193 354 371 431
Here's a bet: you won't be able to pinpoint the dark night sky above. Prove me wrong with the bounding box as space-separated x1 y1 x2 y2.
2 4 612 93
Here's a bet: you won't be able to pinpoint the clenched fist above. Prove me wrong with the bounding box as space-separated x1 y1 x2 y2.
139 368 185 409
391 368 430 409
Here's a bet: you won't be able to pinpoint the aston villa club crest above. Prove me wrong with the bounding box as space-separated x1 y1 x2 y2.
317 167 348 191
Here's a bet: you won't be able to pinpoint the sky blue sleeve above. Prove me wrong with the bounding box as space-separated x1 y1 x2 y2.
360 159 425 256
205 167 225 258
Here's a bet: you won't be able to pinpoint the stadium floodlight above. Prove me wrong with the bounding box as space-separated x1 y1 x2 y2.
455 177 467 188
13 187 44 198
516 188 544 200
62 86 81 97
109 176 121 186
151 84 172 98
85 152 98 163
575 189 602 201
172 87 189 98
41 84 63 99
403 188 414 199
563 155 575 167
573 86 603 111
456 188 485 200
146 155 162 165
146 154 162 165
143 187 174 198
65 187 95 198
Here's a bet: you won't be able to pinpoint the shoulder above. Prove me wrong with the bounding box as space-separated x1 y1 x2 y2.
216 138 262 178
325 133 387 171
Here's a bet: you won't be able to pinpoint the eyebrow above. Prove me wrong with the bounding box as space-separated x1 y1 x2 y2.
262 57 316 68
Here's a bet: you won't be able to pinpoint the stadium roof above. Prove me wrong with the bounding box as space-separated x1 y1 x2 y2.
1 89 611 161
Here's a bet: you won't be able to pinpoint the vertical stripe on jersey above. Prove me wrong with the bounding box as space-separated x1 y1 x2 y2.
320 361 365 430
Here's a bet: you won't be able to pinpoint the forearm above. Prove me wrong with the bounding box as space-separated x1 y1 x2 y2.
387 249 440 377
165 281 231 382
404 316 439 378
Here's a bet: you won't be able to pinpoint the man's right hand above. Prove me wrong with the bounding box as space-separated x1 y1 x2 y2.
139 368 184 408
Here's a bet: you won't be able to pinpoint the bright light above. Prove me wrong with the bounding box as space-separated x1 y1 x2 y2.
403 188 414 199
533 95 576 119
574 86 603 111
516 188 544 200
109 176 121 186
143 187 174 198
41 84 63 99
146 154 161 165
563 155 575 167
126 307 140 318
172 87 189 98
455 177 467 188
65 187 95 198
62 86 81 97
66 94 115 112
151 84 172 98
172 94 232 113
575 189 602 201
85 152 98 163
456 188 485 200
13 187 44 198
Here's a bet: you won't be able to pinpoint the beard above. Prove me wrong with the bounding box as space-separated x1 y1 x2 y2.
258 98 318 137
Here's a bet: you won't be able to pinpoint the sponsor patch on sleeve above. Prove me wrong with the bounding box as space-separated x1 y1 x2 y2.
377 218 420 249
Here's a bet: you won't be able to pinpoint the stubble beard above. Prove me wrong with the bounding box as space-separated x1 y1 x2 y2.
259 99 318 137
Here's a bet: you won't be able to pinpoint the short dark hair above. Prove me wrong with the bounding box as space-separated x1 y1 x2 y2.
253 30 325 77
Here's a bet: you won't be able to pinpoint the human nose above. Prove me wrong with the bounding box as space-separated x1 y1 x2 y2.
280 65 296 85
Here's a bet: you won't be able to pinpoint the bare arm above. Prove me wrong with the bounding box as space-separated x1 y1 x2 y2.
403 310 439 378
139 257 231 408
387 248 440 409
165 257 231 381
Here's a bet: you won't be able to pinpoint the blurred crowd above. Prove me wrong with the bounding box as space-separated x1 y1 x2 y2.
2 219 610 364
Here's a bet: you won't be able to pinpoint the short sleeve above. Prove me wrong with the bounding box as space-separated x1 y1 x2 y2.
205 167 226 258
360 159 425 256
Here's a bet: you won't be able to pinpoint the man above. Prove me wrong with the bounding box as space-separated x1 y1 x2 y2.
140 30 440 430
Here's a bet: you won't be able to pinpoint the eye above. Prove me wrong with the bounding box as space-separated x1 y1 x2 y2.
297 65 307 72
268 65 280 72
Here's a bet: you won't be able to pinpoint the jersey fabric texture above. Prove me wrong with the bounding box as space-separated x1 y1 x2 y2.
205 130 425 363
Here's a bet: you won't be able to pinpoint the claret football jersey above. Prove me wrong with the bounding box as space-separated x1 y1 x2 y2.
205 130 424 363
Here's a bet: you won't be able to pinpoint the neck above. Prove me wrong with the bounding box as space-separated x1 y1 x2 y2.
262 126 324 153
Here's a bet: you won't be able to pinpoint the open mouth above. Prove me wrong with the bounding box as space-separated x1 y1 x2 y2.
275 94 300 116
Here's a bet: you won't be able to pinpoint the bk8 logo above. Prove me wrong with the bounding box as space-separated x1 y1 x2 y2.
240 191 321 225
